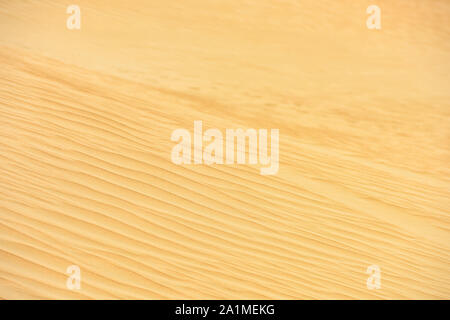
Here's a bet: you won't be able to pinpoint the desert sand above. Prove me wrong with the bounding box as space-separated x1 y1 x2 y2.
0 0 449 299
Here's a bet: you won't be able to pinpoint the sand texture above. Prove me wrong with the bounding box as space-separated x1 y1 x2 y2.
0 0 449 299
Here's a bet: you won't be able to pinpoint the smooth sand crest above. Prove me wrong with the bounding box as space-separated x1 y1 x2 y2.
0 0 449 299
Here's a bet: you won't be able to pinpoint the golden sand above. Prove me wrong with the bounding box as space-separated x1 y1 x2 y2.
0 0 449 299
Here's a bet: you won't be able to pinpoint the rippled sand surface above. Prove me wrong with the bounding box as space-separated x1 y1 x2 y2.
0 0 449 299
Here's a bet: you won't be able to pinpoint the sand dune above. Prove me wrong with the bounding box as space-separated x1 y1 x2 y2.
0 0 449 299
